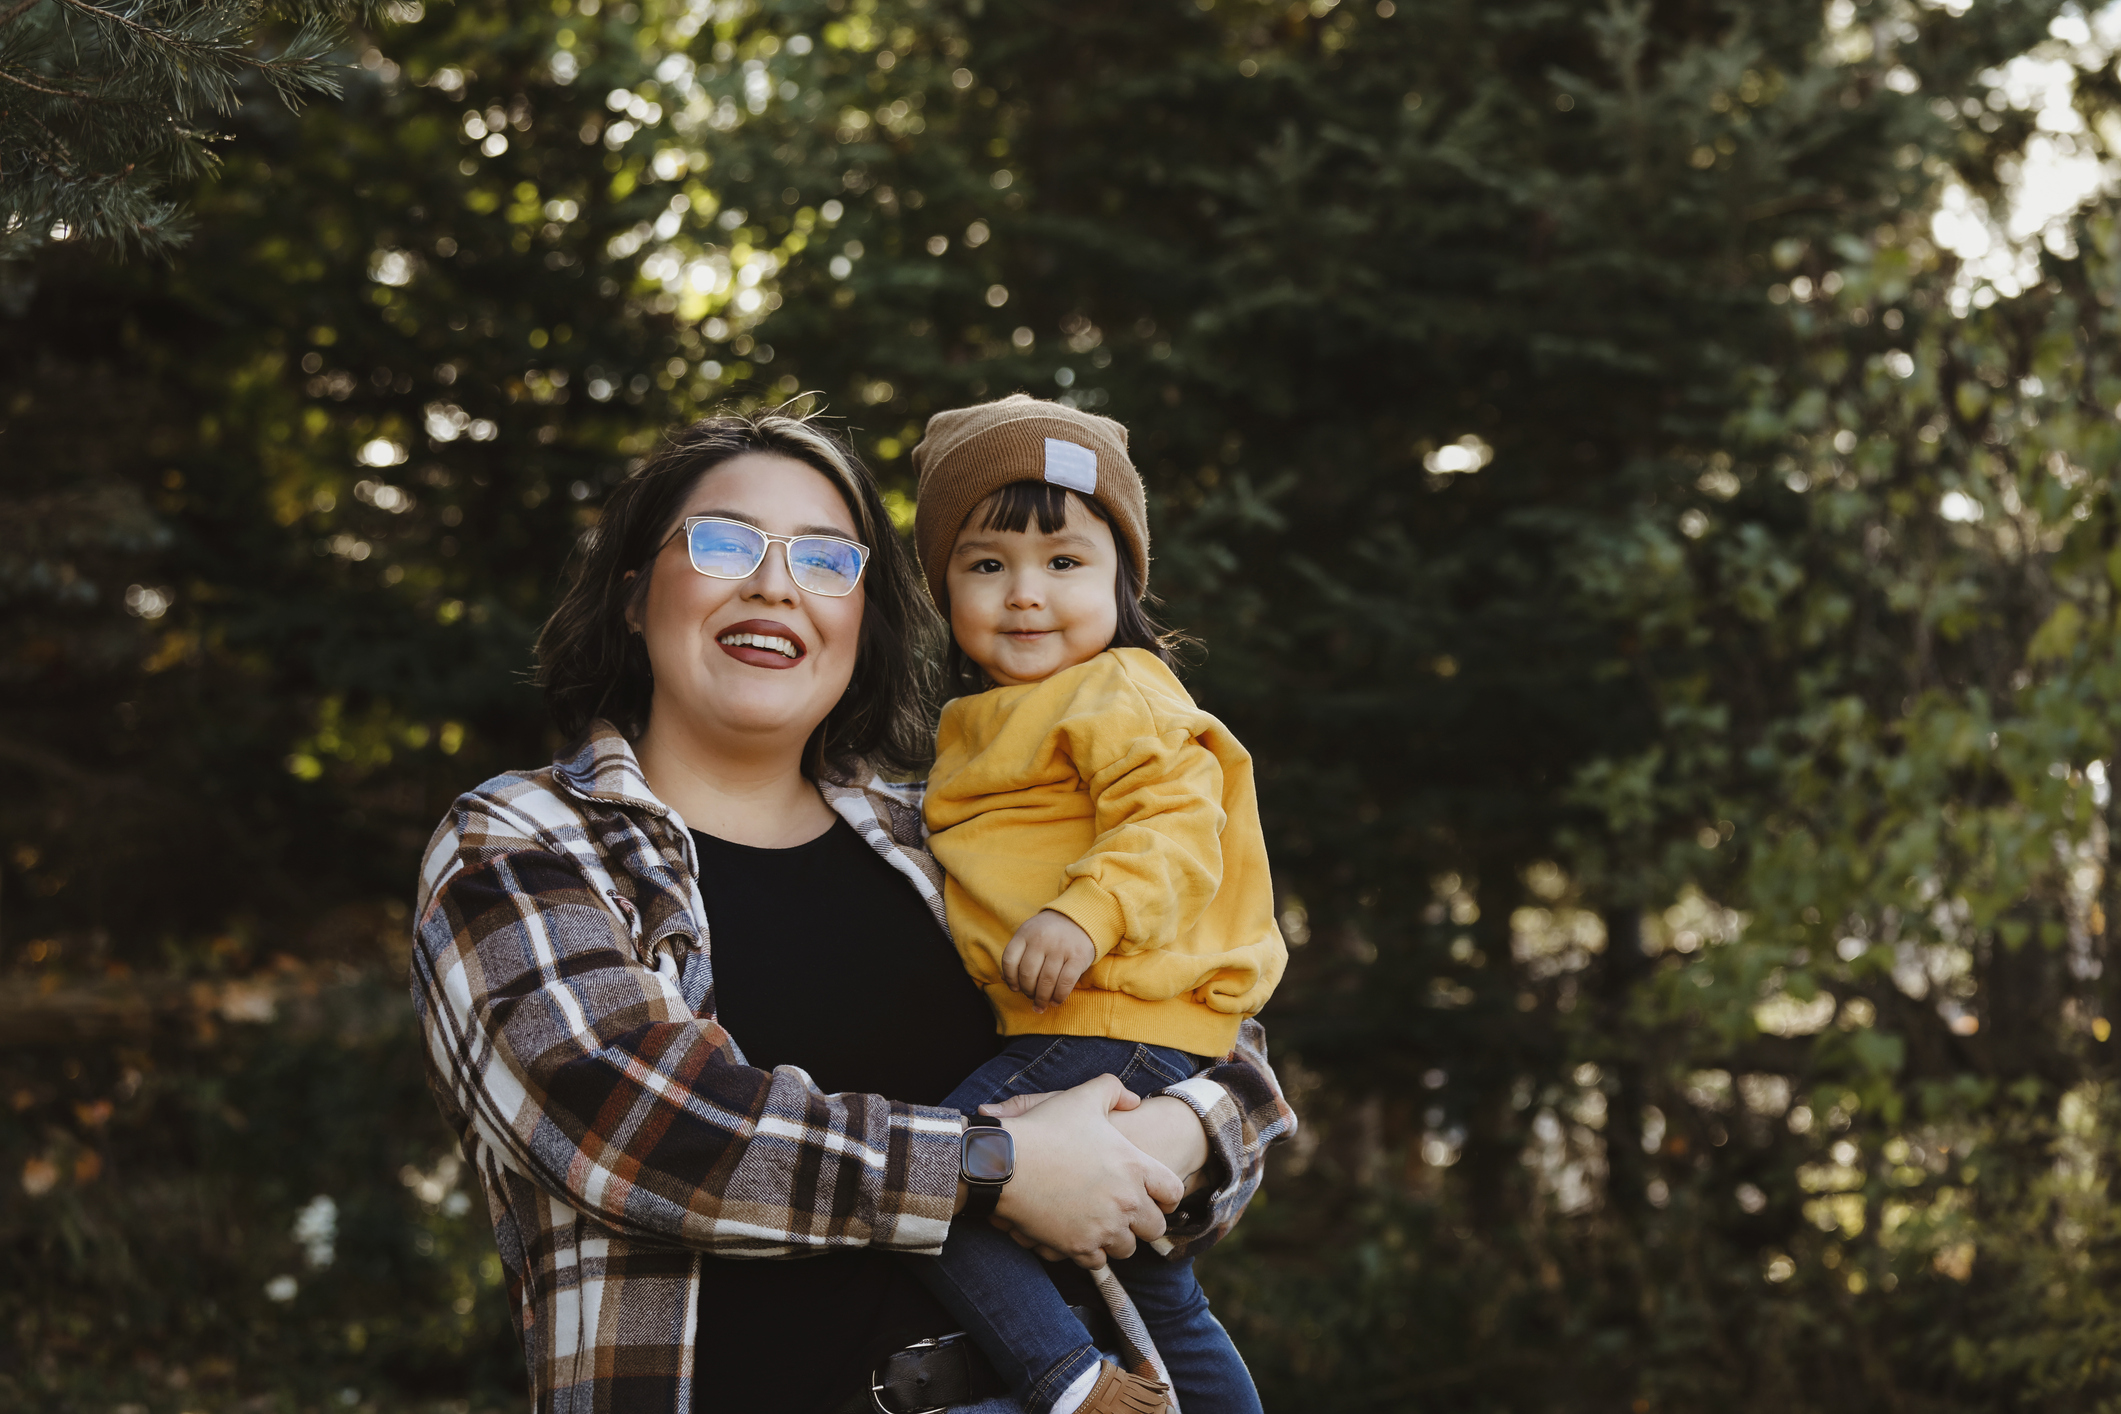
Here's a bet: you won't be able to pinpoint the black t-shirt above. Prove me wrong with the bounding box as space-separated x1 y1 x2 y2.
688 817 1002 1414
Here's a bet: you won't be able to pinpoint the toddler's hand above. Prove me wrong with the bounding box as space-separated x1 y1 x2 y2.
1000 910 1096 1013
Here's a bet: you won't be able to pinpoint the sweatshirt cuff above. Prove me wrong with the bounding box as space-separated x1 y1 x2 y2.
1048 879 1126 960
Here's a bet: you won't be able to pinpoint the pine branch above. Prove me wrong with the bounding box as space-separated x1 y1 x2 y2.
0 62 102 99
0 0 359 258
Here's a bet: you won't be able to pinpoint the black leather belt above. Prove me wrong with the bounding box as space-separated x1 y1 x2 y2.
833 1303 1118 1414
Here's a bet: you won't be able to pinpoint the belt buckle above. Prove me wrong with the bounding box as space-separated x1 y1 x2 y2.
871 1334 950 1414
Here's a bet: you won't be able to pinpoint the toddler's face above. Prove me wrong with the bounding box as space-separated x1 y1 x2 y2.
946 492 1121 686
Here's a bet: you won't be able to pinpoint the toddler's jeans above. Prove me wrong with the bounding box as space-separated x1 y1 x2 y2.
910 1034 1265 1414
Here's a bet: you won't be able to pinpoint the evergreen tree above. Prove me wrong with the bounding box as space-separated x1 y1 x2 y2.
10 0 2121 1408
1 0 355 257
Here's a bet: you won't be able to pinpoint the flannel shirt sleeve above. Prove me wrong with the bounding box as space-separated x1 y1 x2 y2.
411 803 964 1259
1148 1017 1297 1259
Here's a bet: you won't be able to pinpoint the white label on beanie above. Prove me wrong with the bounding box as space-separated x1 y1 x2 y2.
1043 438 1098 494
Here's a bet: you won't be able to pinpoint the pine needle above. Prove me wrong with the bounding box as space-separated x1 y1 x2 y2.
0 0 365 259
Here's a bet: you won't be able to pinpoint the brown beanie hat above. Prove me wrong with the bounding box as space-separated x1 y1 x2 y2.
911 394 1148 618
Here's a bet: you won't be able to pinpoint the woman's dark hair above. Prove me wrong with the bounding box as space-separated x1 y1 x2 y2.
536 405 941 778
943 480 1194 698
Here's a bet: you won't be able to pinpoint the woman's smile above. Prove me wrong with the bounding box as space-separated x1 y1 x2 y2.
717 617 808 667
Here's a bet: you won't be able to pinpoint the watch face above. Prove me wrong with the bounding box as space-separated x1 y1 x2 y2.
963 1128 1014 1184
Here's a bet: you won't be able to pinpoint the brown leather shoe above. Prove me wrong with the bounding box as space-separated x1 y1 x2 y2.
1076 1361 1172 1414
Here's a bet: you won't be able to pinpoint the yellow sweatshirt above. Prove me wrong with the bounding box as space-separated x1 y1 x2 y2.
924 648 1287 1056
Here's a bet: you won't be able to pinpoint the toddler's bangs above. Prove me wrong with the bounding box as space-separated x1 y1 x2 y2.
975 481 1109 537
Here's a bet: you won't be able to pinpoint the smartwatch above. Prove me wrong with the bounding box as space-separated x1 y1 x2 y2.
958 1115 1015 1222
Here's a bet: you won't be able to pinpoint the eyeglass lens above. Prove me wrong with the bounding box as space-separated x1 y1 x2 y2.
686 520 866 596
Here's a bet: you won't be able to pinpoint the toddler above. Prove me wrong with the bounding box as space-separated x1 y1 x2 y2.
908 395 1287 1414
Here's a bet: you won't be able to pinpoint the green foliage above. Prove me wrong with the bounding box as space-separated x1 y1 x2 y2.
0 0 362 259
14 0 2121 1408
2 971 523 1411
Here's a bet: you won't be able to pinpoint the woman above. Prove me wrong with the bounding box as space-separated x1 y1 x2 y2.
409 408 1294 1414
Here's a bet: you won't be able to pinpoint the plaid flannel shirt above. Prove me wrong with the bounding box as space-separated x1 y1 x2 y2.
410 722 1296 1414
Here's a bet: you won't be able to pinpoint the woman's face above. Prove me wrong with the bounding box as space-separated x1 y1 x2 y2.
627 453 868 755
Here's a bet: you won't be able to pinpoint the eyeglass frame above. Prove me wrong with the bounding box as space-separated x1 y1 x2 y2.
659 515 872 597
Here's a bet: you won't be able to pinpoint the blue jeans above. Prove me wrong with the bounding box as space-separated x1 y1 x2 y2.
911 1034 1265 1414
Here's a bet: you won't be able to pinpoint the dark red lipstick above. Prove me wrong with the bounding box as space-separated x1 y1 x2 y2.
714 618 808 669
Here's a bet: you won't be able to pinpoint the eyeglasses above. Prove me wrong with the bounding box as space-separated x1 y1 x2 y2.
667 516 870 598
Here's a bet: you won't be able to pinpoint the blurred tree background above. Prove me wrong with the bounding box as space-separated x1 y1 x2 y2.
9 0 2121 1408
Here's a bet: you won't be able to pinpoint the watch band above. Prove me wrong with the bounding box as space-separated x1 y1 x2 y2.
959 1115 1011 1223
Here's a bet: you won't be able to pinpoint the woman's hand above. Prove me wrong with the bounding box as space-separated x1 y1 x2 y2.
975 1074 1182 1268
983 1090 1211 1198
1108 1096 1211 1196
